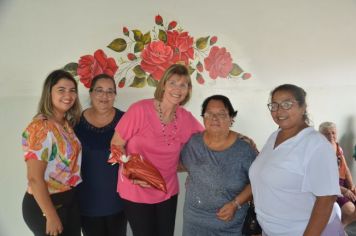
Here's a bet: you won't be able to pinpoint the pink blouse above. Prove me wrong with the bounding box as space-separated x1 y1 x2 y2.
115 99 204 203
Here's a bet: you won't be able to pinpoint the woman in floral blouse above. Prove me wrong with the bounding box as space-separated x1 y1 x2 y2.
22 70 82 236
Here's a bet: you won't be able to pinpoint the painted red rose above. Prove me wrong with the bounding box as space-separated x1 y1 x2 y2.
204 46 233 79
140 41 173 80
77 49 118 88
166 30 194 65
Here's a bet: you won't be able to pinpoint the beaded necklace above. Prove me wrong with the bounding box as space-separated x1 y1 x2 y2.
158 102 178 146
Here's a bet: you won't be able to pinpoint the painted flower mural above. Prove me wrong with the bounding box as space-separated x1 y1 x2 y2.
64 15 251 88
77 49 118 88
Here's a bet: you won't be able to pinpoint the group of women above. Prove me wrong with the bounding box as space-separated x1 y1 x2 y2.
21 64 351 236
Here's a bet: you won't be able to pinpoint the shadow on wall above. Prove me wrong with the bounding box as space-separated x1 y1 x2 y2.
339 116 356 180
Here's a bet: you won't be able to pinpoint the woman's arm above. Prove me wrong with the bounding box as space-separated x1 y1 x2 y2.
110 131 127 154
216 184 253 221
26 159 63 235
344 161 354 190
303 195 336 236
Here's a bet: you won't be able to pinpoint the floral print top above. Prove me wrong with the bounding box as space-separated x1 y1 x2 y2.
22 116 82 194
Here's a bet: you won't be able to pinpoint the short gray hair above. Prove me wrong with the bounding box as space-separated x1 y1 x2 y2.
319 121 336 133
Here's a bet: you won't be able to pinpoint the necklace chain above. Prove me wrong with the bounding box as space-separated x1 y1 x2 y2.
158 102 178 146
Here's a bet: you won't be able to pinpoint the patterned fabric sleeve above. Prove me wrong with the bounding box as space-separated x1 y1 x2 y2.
22 118 52 162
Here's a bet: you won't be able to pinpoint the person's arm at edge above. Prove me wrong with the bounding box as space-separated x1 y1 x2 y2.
26 159 63 235
303 195 336 236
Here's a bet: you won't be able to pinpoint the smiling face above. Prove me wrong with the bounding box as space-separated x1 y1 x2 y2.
90 78 116 111
51 78 77 117
203 99 232 135
162 74 190 106
270 90 306 131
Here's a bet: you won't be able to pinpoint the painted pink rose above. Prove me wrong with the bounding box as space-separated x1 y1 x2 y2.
140 41 174 80
204 46 233 79
167 30 194 65
77 49 118 88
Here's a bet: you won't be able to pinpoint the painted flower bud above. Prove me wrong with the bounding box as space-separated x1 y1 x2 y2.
118 77 126 88
196 62 203 72
242 72 252 80
127 53 137 61
168 21 177 30
196 73 205 84
210 36 218 45
123 27 129 36
155 14 163 26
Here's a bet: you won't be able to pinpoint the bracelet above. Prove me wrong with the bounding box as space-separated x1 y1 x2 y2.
232 199 242 209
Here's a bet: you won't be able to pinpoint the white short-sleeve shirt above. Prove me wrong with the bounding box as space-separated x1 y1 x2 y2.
249 127 340 236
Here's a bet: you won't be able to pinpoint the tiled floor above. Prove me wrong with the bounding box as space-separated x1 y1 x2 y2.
346 222 356 236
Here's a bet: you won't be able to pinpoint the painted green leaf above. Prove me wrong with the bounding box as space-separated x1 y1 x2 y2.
188 65 195 75
158 29 167 43
63 62 78 76
41 148 49 161
108 38 127 52
132 29 143 41
196 37 209 50
129 76 146 88
22 132 28 139
230 63 243 76
49 144 57 161
133 65 146 78
142 31 151 45
147 75 158 87
134 42 144 53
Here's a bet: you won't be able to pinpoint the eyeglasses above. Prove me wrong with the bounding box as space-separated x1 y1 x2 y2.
93 88 116 98
166 80 189 90
202 112 229 120
267 100 297 112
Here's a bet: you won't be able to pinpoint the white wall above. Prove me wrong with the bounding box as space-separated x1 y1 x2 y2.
1 0 356 235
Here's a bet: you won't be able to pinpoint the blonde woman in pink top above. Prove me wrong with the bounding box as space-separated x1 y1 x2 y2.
111 64 204 236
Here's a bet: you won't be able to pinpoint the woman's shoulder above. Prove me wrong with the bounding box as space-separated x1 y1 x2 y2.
125 99 154 114
177 106 200 123
186 132 203 144
131 98 153 107
24 114 52 131
302 127 329 144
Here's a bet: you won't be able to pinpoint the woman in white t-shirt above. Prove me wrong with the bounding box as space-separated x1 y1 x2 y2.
249 84 345 236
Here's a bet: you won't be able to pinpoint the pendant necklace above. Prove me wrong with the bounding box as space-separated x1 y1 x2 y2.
158 102 178 146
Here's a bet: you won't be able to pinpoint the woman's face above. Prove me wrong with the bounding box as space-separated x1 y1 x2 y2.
162 74 190 105
270 90 306 131
203 99 232 134
321 127 337 144
51 78 77 116
90 78 116 111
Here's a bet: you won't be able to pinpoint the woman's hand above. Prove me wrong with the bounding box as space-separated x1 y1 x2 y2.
344 189 356 201
350 185 356 194
45 212 63 236
216 201 238 221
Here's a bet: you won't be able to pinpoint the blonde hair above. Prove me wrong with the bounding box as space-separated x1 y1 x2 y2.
37 70 82 127
154 64 192 105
